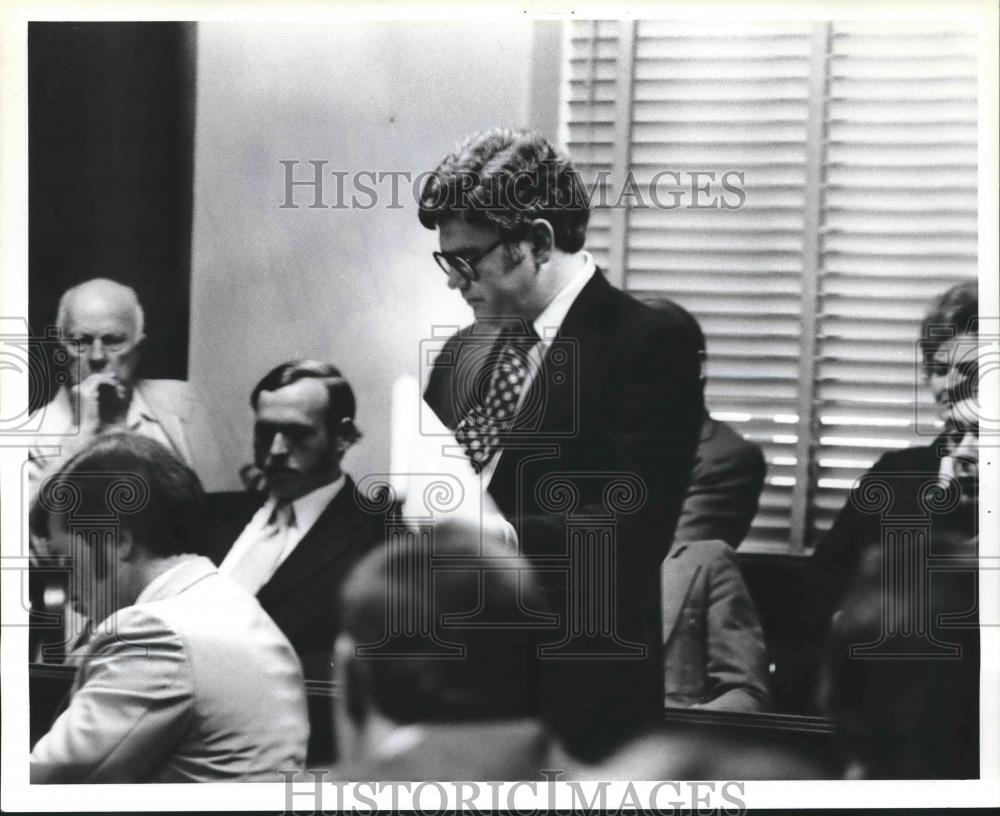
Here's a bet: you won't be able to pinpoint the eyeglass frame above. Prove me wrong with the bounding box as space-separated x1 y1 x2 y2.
60 332 141 359
432 235 507 285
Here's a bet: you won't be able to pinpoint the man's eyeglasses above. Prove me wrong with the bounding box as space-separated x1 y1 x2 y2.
61 334 136 358
433 237 505 284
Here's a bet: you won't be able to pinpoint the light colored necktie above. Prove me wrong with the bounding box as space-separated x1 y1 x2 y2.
228 502 295 594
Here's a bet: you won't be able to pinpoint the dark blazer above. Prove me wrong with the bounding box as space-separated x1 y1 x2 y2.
661 540 769 711
807 433 976 635
674 417 766 548
794 433 979 717
424 271 704 761
206 475 390 763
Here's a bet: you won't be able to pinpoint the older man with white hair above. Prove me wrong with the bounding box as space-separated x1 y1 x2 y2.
27 277 233 493
27 278 235 663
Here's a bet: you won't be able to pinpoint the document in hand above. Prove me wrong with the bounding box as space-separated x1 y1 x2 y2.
389 376 517 548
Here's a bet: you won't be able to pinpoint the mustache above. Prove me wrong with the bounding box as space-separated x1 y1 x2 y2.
262 463 298 476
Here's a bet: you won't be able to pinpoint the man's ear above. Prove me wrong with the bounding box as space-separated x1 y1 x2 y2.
527 218 554 266
333 417 357 455
333 633 369 760
117 528 137 562
333 632 355 682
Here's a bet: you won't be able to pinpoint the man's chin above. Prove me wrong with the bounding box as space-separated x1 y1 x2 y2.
265 473 302 499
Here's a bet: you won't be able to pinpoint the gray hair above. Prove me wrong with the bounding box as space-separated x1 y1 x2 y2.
55 278 146 340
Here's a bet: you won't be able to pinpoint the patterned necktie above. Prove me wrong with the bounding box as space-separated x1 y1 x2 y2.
228 501 296 593
455 326 541 472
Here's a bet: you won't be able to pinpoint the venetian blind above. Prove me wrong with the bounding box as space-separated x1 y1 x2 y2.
811 21 979 538
560 19 979 552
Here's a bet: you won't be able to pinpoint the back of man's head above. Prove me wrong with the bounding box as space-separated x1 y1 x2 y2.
642 296 707 392
32 431 207 559
818 539 978 778
338 519 542 727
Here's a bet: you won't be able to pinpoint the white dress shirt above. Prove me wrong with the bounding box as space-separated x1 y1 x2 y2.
219 475 346 590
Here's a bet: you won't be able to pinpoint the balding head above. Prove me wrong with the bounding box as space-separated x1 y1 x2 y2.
57 278 145 339
56 278 145 389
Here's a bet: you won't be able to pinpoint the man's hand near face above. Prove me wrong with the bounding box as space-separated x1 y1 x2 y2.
74 371 128 430
57 372 129 464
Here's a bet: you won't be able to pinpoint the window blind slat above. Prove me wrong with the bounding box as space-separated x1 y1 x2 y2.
561 19 977 553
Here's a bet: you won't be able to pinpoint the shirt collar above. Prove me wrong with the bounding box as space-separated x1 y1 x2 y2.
532 251 596 340
125 384 157 430
269 474 346 534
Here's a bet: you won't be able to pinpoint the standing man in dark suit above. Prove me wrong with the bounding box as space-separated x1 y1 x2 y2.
643 297 766 548
419 128 703 761
208 360 389 762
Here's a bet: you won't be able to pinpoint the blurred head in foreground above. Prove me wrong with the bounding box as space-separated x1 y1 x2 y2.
31 431 205 624
333 518 542 764
818 540 979 779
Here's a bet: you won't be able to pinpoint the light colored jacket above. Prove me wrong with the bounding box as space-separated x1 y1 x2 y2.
30 557 310 783
27 378 238 494
662 540 769 711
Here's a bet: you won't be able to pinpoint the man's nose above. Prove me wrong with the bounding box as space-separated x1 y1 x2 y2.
445 269 467 291
87 341 108 369
268 432 289 457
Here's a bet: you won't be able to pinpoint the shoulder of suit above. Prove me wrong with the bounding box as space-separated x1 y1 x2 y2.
135 378 211 419
574 276 679 344
135 378 191 401
869 441 939 473
668 539 733 566
700 419 764 463
91 603 187 659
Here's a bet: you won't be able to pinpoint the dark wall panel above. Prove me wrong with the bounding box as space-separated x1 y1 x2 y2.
29 22 196 410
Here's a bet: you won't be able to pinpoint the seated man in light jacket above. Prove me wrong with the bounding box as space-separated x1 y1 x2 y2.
29 432 309 783
662 540 769 711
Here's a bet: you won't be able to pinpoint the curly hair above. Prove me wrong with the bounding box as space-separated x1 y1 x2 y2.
418 128 590 253
919 279 978 359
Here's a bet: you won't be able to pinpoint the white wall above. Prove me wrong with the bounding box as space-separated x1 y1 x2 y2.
190 21 536 486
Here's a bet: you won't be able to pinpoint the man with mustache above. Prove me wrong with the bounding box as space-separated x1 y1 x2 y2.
209 360 389 763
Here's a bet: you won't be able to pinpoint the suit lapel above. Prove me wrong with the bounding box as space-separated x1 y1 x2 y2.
517 271 611 434
491 273 611 500
257 476 366 606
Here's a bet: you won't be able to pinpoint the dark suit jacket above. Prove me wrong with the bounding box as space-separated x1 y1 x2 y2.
206 475 390 762
796 433 979 716
807 433 976 636
674 417 766 548
424 271 703 761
